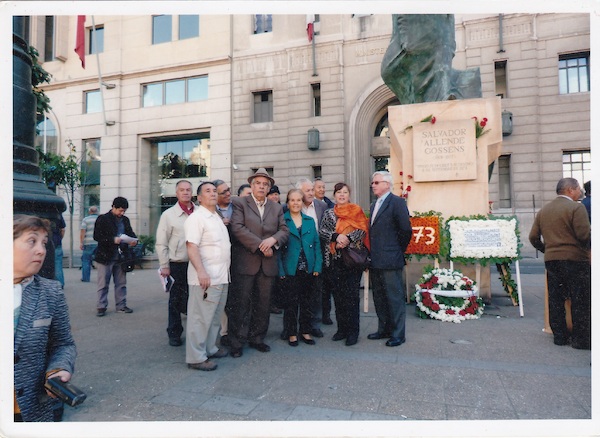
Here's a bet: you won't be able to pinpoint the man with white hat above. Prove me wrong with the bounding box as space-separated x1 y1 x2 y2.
228 168 289 357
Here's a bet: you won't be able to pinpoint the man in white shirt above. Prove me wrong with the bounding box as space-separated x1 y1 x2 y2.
185 182 231 371
156 180 195 347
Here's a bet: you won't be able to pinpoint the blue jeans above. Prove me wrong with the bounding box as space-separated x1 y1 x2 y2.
81 244 97 282
54 246 64 288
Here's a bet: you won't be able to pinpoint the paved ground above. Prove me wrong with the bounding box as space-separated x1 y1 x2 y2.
34 258 595 436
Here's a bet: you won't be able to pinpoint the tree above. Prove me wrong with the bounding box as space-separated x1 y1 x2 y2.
37 140 86 268
29 45 52 116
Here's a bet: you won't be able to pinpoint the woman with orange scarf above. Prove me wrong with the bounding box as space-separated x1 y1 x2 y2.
319 183 369 346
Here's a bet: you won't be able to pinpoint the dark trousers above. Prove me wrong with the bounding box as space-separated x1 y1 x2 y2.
310 275 324 330
545 260 591 348
370 267 406 340
322 269 333 319
167 262 189 340
282 271 316 336
327 259 362 337
229 268 274 348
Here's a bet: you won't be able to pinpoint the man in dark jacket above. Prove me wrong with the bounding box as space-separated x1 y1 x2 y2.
93 197 138 317
368 171 413 347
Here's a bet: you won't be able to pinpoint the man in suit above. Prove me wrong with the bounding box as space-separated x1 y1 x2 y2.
368 171 413 347
296 178 329 337
228 168 289 357
529 177 591 349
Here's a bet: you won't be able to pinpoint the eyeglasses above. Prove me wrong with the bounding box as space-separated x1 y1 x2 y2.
371 181 389 186
218 188 231 195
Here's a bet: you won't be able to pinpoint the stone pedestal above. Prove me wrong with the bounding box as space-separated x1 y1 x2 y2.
387 97 502 300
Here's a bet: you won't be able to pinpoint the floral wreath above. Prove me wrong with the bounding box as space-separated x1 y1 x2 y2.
414 267 484 323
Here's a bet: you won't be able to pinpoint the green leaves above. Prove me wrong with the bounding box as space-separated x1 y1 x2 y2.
28 45 52 115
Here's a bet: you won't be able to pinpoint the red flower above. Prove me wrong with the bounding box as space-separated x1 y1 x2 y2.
407 174 413 179
431 117 436 124
399 171 403 176
472 116 478 121
431 303 440 311
446 309 455 315
459 310 466 316
480 120 487 127
406 186 412 192
483 117 488 122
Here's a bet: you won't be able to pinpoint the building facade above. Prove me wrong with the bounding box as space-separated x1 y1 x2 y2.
27 13 590 257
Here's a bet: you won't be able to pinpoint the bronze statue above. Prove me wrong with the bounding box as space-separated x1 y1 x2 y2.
381 15 481 104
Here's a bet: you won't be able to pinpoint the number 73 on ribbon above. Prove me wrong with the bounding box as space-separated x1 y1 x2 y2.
405 216 441 255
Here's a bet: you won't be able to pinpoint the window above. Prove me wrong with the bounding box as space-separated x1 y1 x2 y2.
84 90 102 114
34 115 57 154
498 155 512 208
142 76 208 107
495 60 507 98
179 15 199 39
559 52 590 94
311 83 321 117
312 165 322 180
82 139 101 213
563 150 591 187
157 134 211 180
254 15 272 34
89 26 104 54
44 16 55 61
253 90 273 123
152 15 172 44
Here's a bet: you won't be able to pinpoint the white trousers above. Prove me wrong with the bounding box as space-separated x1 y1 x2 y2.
186 283 228 364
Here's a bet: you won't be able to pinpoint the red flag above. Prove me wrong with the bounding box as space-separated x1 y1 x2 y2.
74 15 86 68
306 14 315 42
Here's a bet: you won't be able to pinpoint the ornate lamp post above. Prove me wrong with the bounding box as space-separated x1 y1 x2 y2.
13 16 66 275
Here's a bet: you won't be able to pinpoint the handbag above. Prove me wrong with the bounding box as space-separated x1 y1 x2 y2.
341 244 370 270
117 246 135 273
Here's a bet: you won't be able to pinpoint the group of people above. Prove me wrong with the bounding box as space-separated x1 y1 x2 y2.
153 168 414 371
13 172 591 421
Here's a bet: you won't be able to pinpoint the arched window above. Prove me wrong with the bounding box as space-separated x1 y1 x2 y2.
35 114 58 154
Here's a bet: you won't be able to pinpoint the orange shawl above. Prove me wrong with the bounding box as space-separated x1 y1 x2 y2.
330 203 370 255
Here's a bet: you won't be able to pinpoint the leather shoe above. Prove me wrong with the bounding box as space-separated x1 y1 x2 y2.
169 338 183 347
310 329 324 338
345 335 358 346
322 316 333 325
386 337 406 347
249 342 271 353
332 332 346 341
301 335 316 345
367 332 390 340
288 337 299 347
188 360 217 371
230 348 243 358
208 348 228 358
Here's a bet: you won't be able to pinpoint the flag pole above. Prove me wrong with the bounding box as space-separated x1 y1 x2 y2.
311 28 317 77
91 16 109 134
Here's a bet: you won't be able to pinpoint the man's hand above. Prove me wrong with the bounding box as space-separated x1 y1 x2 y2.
259 236 277 253
262 247 274 257
198 271 211 290
160 267 171 277
128 239 138 247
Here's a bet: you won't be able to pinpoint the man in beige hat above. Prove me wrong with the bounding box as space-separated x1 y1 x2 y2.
228 168 289 357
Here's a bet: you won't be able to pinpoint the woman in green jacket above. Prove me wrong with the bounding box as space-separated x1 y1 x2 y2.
278 189 322 346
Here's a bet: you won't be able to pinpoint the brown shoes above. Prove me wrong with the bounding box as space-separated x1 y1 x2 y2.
208 348 228 358
187 360 217 371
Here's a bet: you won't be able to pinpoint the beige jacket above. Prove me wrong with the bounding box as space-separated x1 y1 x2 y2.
156 202 195 267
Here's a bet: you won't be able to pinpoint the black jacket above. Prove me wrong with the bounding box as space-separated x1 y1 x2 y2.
93 210 136 264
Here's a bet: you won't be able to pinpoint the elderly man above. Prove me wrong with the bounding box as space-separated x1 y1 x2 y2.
156 180 195 347
80 206 99 282
296 178 328 337
185 181 231 370
228 168 289 357
529 177 591 350
314 178 335 208
368 171 413 347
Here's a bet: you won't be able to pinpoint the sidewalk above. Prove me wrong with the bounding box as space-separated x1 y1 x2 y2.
51 260 593 436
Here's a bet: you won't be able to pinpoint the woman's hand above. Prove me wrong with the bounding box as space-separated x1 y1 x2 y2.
45 370 72 398
336 233 350 249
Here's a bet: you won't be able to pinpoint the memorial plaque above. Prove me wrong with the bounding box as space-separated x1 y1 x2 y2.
412 119 477 182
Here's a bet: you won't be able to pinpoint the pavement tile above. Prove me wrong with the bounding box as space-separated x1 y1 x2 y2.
351 411 410 421
287 405 353 421
247 401 296 420
199 395 260 416
445 405 517 420
151 388 211 409
377 399 448 420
